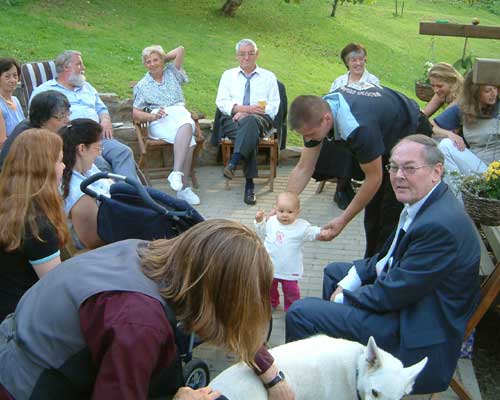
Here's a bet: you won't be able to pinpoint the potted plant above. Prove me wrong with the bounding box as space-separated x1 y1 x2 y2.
415 61 435 102
460 161 500 226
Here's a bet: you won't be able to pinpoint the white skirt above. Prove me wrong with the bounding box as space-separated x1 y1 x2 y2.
148 105 196 147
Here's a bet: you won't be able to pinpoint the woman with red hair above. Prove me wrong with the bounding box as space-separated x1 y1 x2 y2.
0 129 68 320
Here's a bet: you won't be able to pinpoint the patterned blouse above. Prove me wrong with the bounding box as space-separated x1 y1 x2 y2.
133 64 188 110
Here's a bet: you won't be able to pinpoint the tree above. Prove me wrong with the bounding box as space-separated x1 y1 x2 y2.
221 0 243 17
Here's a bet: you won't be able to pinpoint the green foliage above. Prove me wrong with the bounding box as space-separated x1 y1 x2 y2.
1 0 499 146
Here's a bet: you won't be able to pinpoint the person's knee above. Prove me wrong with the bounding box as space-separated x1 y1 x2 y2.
438 138 454 155
285 298 318 342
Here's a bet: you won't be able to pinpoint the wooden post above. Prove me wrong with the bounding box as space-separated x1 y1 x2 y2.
419 21 500 40
473 58 500 85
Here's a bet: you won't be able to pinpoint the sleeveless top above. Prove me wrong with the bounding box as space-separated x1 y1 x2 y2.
0 96 25 136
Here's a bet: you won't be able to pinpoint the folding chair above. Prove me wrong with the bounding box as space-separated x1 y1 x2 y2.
19 60 57 106
214 80 287 192
437 261 500 400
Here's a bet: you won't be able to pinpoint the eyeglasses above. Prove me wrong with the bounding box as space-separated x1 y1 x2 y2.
237 52 256 57
52 112 70 122
385 164 433 175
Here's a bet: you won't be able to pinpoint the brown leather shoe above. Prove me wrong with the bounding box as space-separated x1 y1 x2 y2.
223 164 235 179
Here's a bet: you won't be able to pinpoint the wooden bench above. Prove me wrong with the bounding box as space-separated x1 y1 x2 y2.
442 225 500 400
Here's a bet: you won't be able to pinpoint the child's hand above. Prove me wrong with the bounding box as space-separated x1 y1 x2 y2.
255 210 265 223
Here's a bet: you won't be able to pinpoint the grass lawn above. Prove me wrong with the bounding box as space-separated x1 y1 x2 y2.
1 0 499 145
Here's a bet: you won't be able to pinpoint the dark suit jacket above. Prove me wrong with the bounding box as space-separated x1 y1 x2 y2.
344 182 480 389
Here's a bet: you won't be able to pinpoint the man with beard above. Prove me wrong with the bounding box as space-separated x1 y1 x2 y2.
30 50 137 180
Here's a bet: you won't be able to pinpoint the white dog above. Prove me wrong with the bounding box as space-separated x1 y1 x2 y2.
209 335 427 400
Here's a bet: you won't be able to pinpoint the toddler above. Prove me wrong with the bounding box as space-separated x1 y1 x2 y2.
255 192 324 311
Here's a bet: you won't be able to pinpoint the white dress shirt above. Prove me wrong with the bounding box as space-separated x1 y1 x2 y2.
215 66 280 119
334 181 440 303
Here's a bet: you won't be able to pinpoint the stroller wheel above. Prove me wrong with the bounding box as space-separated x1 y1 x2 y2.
184 359 210 389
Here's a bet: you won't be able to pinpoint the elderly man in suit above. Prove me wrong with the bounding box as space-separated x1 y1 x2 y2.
286 134 480 394
215 38 280 205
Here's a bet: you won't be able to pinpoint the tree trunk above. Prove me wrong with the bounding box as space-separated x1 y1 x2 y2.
331 0 339 17
221 0 243 16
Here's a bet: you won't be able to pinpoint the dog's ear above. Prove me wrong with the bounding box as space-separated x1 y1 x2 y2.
365 336 382 370
403 357 428 394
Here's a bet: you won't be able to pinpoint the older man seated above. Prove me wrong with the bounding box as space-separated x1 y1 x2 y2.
215 38 280 205
286 135 480 394
30 50 137 180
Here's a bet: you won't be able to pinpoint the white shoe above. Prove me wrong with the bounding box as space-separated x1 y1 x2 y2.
167 171 184 191
177 187 200 205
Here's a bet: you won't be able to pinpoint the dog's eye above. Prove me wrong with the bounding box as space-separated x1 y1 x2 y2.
371 389 380 397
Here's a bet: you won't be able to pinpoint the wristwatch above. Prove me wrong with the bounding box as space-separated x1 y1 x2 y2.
263 370 285 389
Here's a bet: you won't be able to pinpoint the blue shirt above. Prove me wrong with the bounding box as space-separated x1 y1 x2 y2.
30 79 108 122
0 96 25 136
433 104 461 131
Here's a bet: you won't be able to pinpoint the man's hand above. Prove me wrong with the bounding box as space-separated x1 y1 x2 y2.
255 210 265 223
100 117 113 139
173 387 220 400
246 104 266 115
268 380 295 400
330 286 343 302
321 217 348 241
317 229 331 241
233 111 249 122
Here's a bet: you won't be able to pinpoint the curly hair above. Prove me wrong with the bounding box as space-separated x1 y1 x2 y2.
59 118 102 199
0 129 69 251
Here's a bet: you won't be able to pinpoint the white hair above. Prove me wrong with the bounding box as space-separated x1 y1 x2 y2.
235 39 258 53
141 45 166 63
55 50 82 75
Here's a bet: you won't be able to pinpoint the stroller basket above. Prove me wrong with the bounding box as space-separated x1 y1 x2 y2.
80 172 204 244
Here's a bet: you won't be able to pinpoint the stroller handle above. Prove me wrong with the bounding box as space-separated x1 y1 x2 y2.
80 172 189 219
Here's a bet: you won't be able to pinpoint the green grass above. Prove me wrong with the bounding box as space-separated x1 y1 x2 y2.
1 0 499 145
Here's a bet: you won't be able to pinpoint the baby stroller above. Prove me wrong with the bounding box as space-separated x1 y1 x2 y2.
81 172 210 392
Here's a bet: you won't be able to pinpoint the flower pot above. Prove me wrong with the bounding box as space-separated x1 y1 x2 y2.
414 82 434 102
461 189 500 226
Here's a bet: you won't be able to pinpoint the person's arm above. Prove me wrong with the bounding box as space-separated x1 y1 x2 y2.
164 46 185 71
216 70 241 116
0 110 6 148
254 346 295 400
322 157 383 240
422 94 444 118
80 292 176 400
286 145 322 194
98 112 113 140
25 220 62 278
32 256 61 278
89 84 113 139
70 195 104 249
343 224 461 313
132 107 163 123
